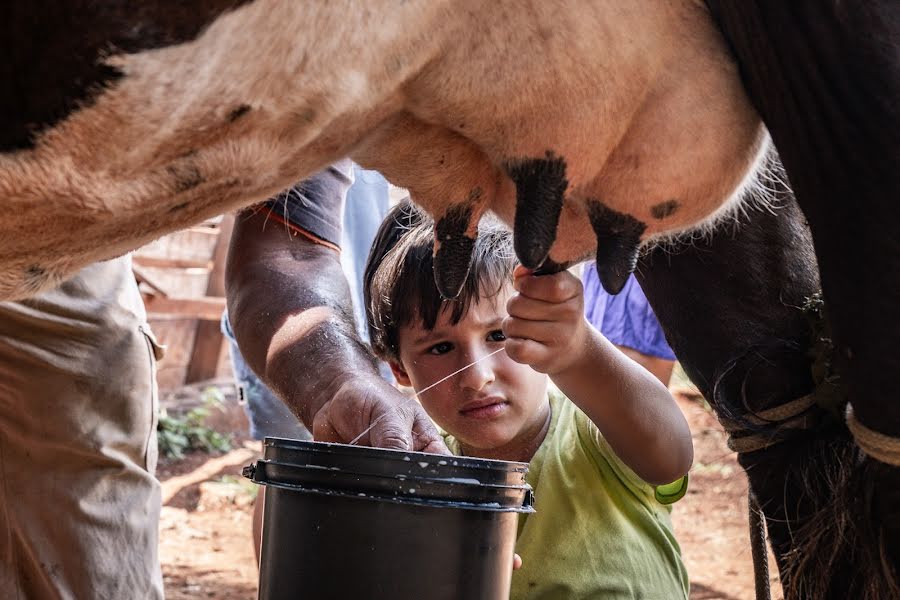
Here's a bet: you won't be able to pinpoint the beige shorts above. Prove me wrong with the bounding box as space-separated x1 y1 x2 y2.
0 257 164 600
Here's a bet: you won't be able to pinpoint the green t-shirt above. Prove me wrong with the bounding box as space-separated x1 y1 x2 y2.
443 391 689 599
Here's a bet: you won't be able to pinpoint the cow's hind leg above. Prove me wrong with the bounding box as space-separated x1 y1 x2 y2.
637 177 860 600
706 1 900 598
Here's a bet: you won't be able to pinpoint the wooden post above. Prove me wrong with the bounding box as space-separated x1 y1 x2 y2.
185 213 235 383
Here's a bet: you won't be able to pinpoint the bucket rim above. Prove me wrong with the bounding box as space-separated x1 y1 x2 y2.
247 438 535 511
257 458 531 490
253 476 536 513
244 458 535 511
263 437 530 473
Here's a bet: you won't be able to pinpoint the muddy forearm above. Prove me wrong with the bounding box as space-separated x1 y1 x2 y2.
225 211 380 428
256 302 381 428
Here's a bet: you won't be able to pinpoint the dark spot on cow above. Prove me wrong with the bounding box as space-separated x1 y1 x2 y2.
588 200 646 294
458 122 466 130
166 162 203 192
623 153 641 171
26 264 46 280
504 151 569 269
537 26 554 42
296 107 317 126
24 264 48 290
1 1 253 151
168 201 189 213
386 55 405 74
227 104 251 122
651 199 680 220
433 198 479 299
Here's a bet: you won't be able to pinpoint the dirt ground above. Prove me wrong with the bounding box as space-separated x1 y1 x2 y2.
157 384 782 600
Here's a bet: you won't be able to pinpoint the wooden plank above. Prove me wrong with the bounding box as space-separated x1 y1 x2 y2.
144 295 227 321
133 264 170 297
133 255 213 270
137 228 219 263
148 319 199 389
186 213 235 383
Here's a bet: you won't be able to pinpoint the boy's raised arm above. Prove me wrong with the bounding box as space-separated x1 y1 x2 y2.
503 268 693 485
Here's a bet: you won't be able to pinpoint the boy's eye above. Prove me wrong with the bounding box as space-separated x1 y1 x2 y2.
427 342 453 355
488 330 506 343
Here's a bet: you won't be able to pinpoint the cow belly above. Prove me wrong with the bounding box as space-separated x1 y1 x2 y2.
0 0 766 299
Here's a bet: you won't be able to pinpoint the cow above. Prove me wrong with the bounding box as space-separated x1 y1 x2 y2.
697 4 899 598
0 0 766 300
1 1 897 598
639 163 889 600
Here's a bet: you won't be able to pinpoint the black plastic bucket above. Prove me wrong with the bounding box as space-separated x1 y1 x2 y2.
243 437 534 600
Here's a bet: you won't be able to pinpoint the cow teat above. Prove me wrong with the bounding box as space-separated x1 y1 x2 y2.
588 201 646 295
433 203 478 299
504 152 569 270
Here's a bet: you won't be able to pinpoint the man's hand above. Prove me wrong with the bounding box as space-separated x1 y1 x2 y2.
503 266 590 376
313 373 449 454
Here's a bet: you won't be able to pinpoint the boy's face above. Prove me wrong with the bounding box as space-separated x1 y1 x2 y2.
391 284 549 456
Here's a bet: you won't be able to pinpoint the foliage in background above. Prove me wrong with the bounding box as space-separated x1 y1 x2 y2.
157 387 233 459
215 474 260 501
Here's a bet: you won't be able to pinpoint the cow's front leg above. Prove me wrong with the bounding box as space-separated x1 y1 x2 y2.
352 113 510 299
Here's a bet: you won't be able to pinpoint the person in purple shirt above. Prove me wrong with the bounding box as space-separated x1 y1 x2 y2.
583 265 677 386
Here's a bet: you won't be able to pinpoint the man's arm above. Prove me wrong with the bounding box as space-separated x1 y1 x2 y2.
225 203 446 453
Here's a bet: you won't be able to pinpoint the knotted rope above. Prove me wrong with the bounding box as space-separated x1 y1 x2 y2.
715 292 900 599
720 393 818 454
845 403 900 466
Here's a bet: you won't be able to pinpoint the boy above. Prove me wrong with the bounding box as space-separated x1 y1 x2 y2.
365 202 693 599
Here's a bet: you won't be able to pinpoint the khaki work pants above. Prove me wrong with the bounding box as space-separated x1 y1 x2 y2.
0 256 164 600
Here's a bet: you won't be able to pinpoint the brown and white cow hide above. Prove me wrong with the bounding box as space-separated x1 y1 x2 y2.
0 0 766 300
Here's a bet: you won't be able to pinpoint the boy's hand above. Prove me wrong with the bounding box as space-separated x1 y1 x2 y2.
503 266 590 375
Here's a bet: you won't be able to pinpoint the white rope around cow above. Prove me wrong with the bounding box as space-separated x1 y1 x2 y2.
720 393 818 454
845 403 900 466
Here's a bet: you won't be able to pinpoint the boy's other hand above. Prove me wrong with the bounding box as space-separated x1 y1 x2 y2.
312 374 450 454
503 266 590 375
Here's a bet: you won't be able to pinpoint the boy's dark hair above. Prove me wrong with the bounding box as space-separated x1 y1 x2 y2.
364 199 516 361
